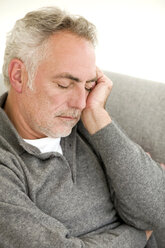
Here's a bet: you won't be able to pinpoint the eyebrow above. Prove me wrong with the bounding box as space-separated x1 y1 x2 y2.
53 72 97 83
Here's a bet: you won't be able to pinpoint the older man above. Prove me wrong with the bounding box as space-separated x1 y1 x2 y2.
0 7 164 248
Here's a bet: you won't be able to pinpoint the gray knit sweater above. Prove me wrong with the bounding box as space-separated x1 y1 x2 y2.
0 93 164 248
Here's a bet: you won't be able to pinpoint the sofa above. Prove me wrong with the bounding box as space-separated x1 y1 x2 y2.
0 72 164 247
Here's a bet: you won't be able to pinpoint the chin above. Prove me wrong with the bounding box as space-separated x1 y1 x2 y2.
45 128 73 138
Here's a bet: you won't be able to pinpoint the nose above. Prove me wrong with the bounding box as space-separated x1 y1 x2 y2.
69 86 87 111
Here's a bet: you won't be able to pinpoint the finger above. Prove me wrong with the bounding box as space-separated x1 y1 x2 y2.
96 67 104 80
146 152 151 157
145 230 153 240
96 67 113 89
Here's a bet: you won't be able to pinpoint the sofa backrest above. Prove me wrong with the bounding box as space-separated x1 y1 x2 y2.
0 74 7 94
105 71 165 165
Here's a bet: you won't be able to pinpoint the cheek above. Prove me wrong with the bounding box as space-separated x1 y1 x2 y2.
26 85 70 115
47 92 70 110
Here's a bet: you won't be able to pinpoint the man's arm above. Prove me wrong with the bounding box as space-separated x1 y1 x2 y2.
80 68 165 230
0 157 148 248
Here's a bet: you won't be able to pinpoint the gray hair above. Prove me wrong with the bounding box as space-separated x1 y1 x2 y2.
2 7 97 88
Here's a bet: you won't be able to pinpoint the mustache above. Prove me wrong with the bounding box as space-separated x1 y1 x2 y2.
54 109 81 118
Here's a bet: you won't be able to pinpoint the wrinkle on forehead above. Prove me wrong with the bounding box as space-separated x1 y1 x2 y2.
52 72 97 83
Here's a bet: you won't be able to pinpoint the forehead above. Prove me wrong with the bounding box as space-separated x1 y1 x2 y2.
46 32 96 62
48 31 95 52
41 32 96 79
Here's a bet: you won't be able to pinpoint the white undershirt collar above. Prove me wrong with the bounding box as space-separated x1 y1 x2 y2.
24 137 63 154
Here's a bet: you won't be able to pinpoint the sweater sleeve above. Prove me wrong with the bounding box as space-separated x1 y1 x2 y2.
0 159 147 248
86 121 165 230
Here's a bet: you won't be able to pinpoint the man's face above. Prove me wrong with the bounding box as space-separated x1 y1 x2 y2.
20 32 96 138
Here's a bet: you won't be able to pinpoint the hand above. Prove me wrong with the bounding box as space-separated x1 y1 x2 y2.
84 67 113 110
81 68 113 134
145 230 153 241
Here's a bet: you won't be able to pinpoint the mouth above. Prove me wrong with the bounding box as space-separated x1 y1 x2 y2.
57 116 79 121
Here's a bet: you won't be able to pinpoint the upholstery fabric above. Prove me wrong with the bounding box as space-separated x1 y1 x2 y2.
105 71 165 165
0 74 6 94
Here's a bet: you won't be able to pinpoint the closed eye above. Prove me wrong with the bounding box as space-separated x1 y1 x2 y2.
57 83 69 89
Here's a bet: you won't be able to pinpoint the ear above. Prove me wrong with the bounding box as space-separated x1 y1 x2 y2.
8 59 28 93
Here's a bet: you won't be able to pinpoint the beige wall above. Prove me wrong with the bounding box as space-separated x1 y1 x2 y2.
0 0 165 83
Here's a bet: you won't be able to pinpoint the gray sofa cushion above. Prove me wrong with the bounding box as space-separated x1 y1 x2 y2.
106 71 165 164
